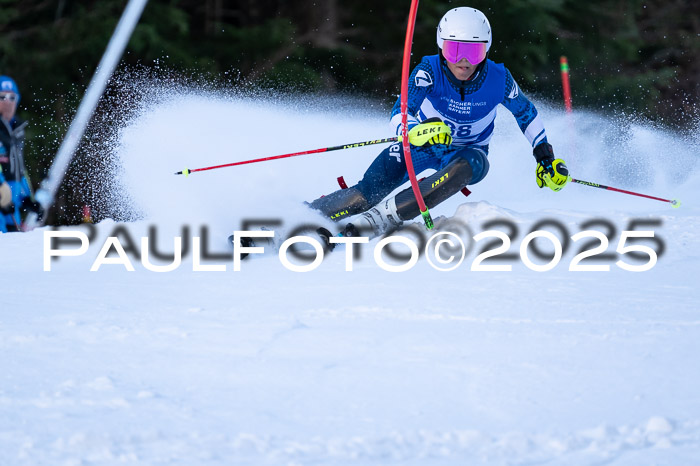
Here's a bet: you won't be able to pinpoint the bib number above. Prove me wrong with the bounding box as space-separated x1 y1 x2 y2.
444 121 472 138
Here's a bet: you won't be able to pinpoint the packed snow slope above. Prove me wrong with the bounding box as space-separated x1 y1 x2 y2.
1 86 700 465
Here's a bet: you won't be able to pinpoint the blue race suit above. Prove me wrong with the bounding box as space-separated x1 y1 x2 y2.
355 55 549 206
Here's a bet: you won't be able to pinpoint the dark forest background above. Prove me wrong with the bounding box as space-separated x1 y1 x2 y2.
1 0 698 224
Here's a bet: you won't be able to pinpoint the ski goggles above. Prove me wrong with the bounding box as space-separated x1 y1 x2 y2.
0 93 17 102
442 40 487 65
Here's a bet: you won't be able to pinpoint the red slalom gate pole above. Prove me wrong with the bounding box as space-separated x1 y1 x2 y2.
560 56 572 113
174 137 398 176
400 0 433 229
571 178 681 208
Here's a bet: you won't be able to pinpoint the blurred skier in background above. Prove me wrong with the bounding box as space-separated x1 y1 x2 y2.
0 75 41 232
309 7 571 236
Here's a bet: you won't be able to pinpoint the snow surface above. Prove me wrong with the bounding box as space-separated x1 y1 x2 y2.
1 85 699 465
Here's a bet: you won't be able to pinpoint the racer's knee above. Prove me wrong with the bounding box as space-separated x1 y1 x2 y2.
450 146 489 184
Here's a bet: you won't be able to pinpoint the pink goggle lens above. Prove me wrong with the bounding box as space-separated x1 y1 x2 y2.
442 40 487 65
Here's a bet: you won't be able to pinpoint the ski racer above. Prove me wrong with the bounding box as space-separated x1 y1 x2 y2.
308 7 571 236
0 75 40 232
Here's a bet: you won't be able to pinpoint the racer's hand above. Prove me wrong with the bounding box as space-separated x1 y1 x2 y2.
408 118 452 146
534 142 571 192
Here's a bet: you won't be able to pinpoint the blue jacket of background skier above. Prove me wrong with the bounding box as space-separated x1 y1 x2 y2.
0 116 31 232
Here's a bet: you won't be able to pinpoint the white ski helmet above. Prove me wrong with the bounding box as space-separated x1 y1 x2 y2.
436 7 492 53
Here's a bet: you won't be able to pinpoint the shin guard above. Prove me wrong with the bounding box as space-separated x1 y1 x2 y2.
394 157 473 221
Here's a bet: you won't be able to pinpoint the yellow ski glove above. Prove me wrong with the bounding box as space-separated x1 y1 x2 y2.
534 143 571 192
407 118 452 146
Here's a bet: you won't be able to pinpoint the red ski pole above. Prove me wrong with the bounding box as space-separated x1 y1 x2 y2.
571 178 681 208
175 137 398 176
400 0 433 230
